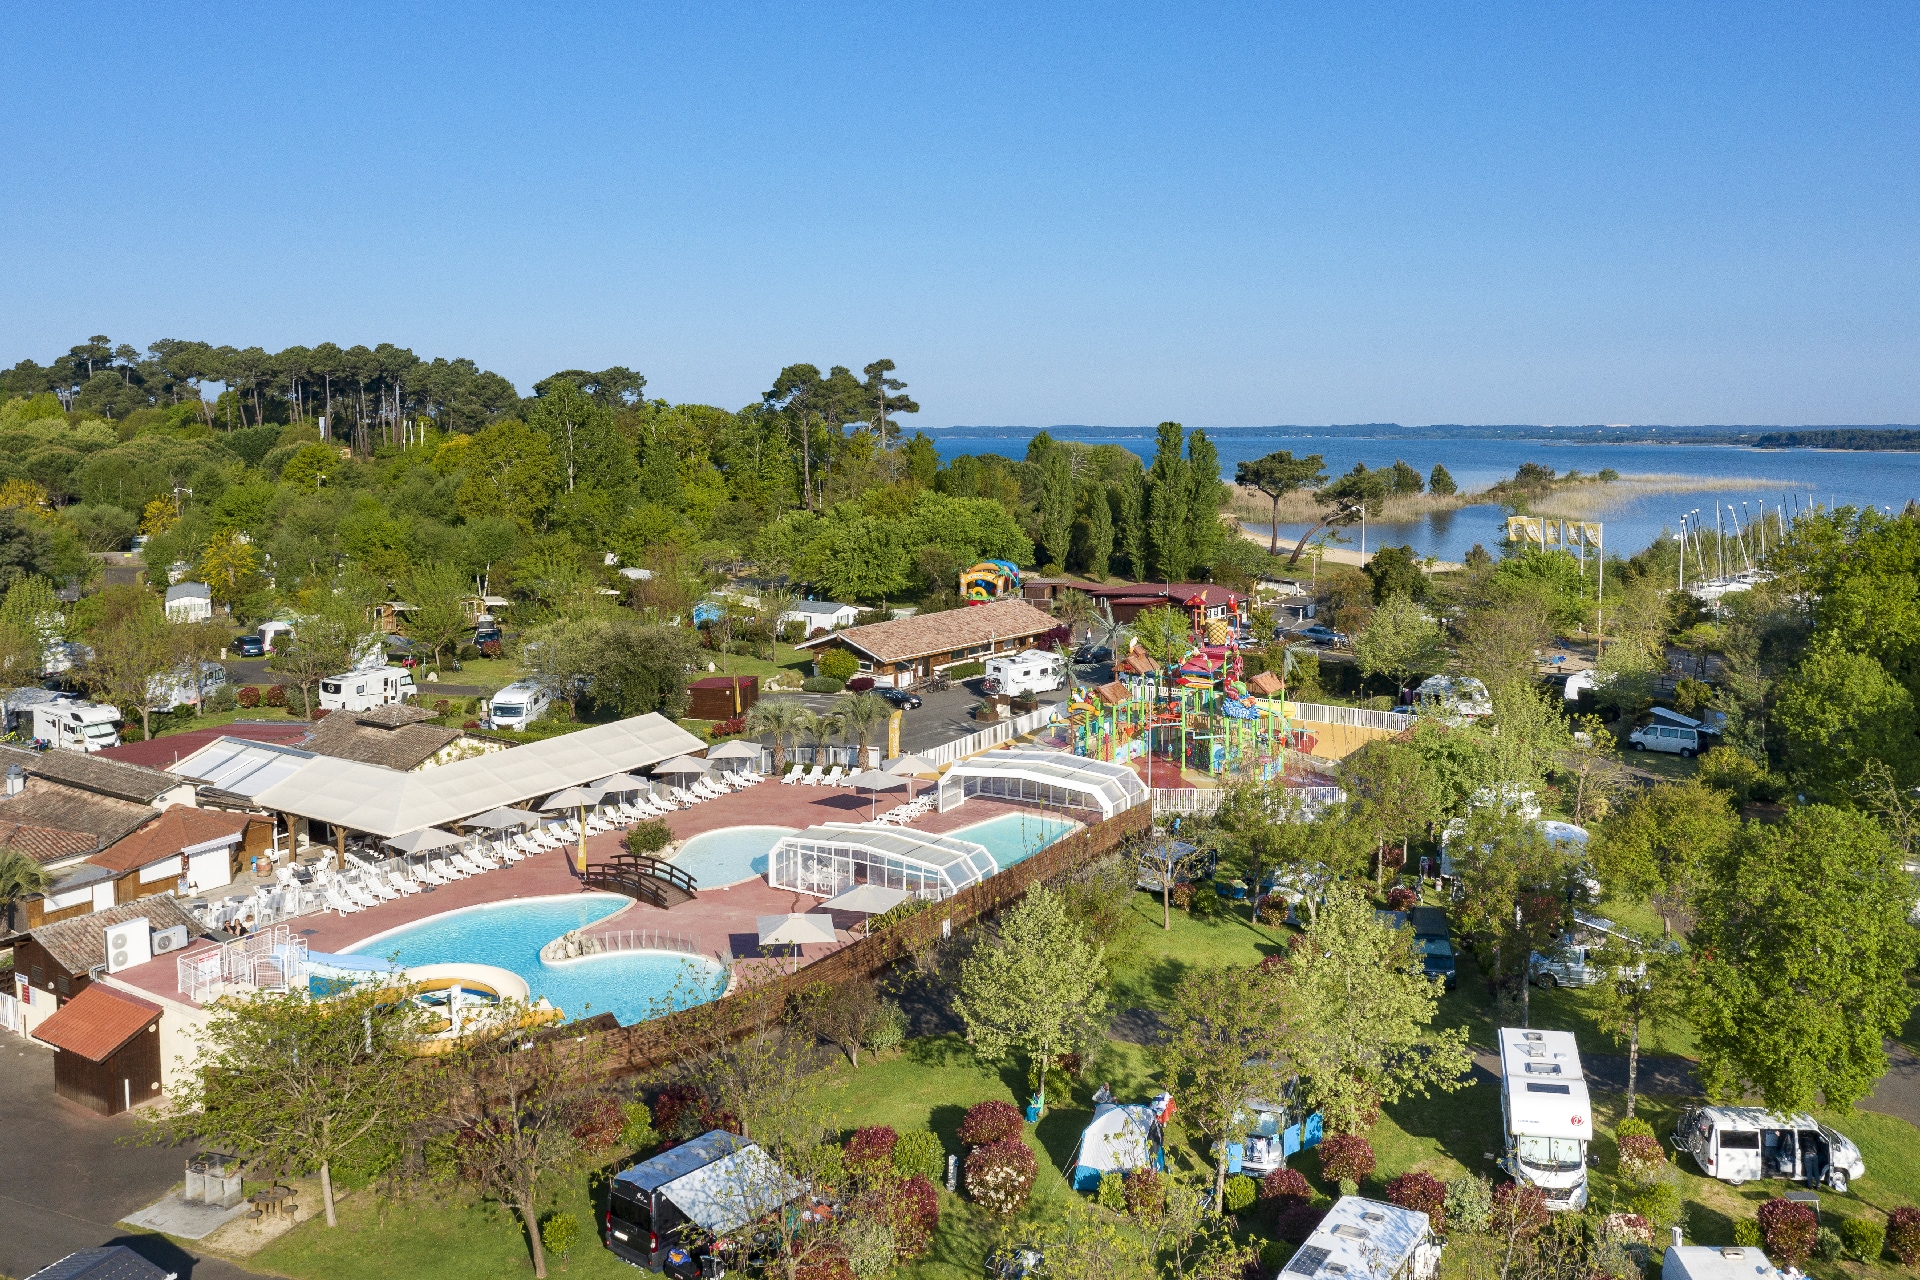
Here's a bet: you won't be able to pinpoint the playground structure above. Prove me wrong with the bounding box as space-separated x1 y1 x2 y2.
959 559 1022 604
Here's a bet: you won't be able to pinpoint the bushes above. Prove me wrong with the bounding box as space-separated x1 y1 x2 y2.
709 716 746 739
818 649 860 682
887 1174 941 1258
236 685 261 707
892 1128 943 1181
1223 1174 1257 1213
1887 1206 1920 1264
1123 1167 1164 1219
1274 1202 1328 1244
1097 1171 1126 1212
1383 1171 1446 1233
1614 1132 1667 1185
1629 1182 1683 1235
539 1212 579 1260
204 684 237 712
1260 1167 1311 1208
844 1126 898 1176
1758 1197 1819 1265
264 684 287 707
1444 1175 1493 1234
947 660 985 679
1839 1214 1886 1263
1318 1134 1375 1188
964 1139 1036 1219
802 676 845 693
1814 1226 1844 1262
1613 1116 1654 1141
1385 886 1417 911
959 1100 1024 1146
624 819 673 856
1491 1182 1549 1238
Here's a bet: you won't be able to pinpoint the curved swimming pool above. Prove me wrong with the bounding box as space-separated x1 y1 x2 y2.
350 894 727 1026
670 825 796 888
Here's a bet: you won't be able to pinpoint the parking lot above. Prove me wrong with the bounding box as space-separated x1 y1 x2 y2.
768 664 1099 756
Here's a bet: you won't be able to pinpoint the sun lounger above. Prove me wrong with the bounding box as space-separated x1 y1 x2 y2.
387 870 420 895
324 885 362 915
468 847 502 871
415 861 451 886
782 764 804 785
450 852 487 876
492 839 523 864
431 856 466 880
820 765 845 787
799 766 825 786
362 875 398 902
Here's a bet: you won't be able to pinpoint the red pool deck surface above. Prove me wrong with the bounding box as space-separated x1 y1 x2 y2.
107 784 1062 1008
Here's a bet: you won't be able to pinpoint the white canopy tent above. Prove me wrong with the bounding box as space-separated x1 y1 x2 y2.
658 1144 803 1235
768 822 997 901
250 713 705 839
462 807 539 830
384 827 466 854
936 748 1147 817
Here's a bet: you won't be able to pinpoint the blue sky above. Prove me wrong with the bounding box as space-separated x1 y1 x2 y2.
3 3 1916 426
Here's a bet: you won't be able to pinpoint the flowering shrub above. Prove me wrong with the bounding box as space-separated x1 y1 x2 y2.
479 640 502 658
844 1126 899 1177
1890 1207 1920 1265
1490 1182 1549 1238
1318 1134 1376 1186
463 719 481 729
1170 882 1195 910
1122 1167 1165 1220
264 684 287 707
958 1100 1024 1146
1384 1171 1447 1233
1259 1167 1312 1207
1274 1202 1328 1244
964 1139 1036 1219
1759 1198 1818 1265
1385 886 1417 911
710 716 746 739
434 698 452 715
1601 1213 1652 1245
1614 1132 1667 1186
882 1174 940 1258
236 686 261 708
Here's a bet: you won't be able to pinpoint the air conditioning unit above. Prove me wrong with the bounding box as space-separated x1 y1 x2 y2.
104 916 152 973
151 924 190 955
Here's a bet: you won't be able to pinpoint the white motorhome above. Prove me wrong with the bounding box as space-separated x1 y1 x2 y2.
1280 1196 1441 1280
1672 1106 1865 1193
317 666 416 712
1498 1027 1591 1210
146 661 230 711
3 687 75 734
484 681 551 730
31 700 122 752
982 650 1064 696
1410 674 1493 723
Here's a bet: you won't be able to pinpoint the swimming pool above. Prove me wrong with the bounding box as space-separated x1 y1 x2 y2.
350 895 727 1026
952 812 1080 871
670 825 796 888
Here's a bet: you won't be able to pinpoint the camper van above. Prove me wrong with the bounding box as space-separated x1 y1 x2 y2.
1282 1196 1442 1280
982 650 1065 696
1529 912 1642 989
146 661 230 711
1226 1094 1323 1176
1672 1106 1865 1192
605 1130 797 1270
1498 1028 1591 1210
31 699 122 752
484 681 551 731
317 666 416 712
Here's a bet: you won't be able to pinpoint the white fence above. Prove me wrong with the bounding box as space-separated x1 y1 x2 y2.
582 928 704 958
1285 701 1416 733
919 703 1064 768
1150 785 1346 817
178 925 305 1002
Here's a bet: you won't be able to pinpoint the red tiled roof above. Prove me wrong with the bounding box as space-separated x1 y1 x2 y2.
96 723 312 770
32 983 162 1061
794 600 1058 664
90 807 251 874
0 821 98 864
1247 671 1283 697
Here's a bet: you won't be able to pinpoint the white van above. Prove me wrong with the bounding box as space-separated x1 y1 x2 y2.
1629 721 1702 757
1672 1106 1865 1193
146 661 230 711
484 681 551 730
317 666 416 712
1498 1027 1590 1210
31 700 122 752
982 650 1064 696
1530 912 1640 989
1410 674 1493 723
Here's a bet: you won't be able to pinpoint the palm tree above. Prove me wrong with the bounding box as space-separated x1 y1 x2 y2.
745 697 811 772
808 710 843 768
0 847 53 935
1052 588 1098 643
840 692 890 765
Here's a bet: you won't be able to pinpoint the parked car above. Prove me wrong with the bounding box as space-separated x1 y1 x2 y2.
1673 1106 1864 1192
231 634 265 657
1628 721 1702 757
1292 624 1349 647
880 687 922 710
472 625 503 647
1072 644 1113 664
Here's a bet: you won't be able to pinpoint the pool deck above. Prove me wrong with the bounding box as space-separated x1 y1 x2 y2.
106 787 1058 1008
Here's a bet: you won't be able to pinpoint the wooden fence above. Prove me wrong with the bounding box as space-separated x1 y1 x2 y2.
595 801 1153 1078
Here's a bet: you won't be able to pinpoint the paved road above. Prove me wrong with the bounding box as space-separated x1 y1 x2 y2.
765 677 1077 757
1 1038 259 1280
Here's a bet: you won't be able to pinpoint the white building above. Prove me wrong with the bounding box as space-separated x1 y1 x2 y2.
778 599 860 636
163 582 213 623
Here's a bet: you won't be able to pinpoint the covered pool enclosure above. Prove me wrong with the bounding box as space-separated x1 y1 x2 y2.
767 823 998 900
936 748 1149 817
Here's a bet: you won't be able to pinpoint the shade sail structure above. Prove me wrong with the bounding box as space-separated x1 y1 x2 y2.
707 740 759 760
384 827 466 854
249 713 705 837
883 753 939 776
541 785 605 810
937 748 1148 817
769 822 997 900
756 913 840 946
462 807 539 830
820 883 913 915
652 755 711 776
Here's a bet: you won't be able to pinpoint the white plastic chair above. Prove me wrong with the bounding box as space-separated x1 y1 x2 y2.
820 765 845 788
781 764 804 785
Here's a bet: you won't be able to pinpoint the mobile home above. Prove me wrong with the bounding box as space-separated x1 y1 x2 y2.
1498 1027 1591 1210
317 667 416 712
30 700 122 753
1280 1196 1441 1280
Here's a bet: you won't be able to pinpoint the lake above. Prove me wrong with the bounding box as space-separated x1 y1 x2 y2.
925 426 1920 561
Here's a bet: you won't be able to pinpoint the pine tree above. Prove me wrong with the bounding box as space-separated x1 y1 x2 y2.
1145 422 1191 582
1429 463 1458 496
1184 430 1228 574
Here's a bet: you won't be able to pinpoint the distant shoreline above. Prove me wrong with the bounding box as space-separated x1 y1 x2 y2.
929 423 1920 450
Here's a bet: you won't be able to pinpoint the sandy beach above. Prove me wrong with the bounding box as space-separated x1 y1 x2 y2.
1238 521 1465 573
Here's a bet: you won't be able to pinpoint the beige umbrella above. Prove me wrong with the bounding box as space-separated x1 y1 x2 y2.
756 912 840 971
883 753 939 802
820 883 914 936
844 768 908 819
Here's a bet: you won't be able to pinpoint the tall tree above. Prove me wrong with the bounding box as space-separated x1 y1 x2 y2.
952 886 1109 1110
1079 483 1115 578
1235 450 1327 555
1113 466 1147 578
1144 422 1191 581
862 359 918 449
1587 933 1687 1118
403 561 472 672
1157 963 1293 1208
1689 804 1920 1113
81 586 175 739
1037 440 1076 568
1592 779 1738 933
1352 594 1447 694
1273 884 1471 1133
1183 429 1229 573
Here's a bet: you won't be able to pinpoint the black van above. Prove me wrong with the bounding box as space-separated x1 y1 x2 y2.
606 1131 748 1270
